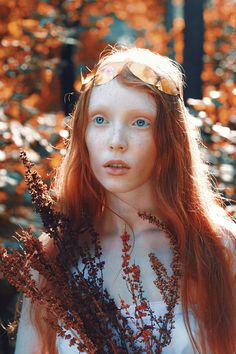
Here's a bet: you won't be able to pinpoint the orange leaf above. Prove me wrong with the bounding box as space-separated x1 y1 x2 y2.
0 191 7 202
22 93 41 109
22 19 39 31
96 17 113 29
8 20 23 38
36 3 56 16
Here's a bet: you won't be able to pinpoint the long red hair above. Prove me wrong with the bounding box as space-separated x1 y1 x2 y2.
31 47 236 354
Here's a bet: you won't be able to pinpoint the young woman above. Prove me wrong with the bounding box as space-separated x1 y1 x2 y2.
13 46 235 354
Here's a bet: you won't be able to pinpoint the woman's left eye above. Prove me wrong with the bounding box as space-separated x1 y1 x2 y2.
93 116 107 125
132 119 150 127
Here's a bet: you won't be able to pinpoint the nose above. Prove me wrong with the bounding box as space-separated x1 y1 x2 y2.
108 126 128 152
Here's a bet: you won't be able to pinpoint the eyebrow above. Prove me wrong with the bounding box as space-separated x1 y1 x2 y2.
88 105 156 119
88 105 109 115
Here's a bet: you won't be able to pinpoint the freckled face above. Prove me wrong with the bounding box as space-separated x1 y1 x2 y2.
85 79 157 194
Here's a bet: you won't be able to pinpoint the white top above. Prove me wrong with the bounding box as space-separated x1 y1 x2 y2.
57 301 197 354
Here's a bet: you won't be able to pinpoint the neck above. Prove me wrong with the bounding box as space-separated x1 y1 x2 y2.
96 182 161 236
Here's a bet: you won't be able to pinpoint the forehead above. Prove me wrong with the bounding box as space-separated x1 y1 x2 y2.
88 78 157 115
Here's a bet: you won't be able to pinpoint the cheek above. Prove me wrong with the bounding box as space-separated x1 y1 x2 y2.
136 139 157 174
138 136 157 161
85 130 104 171
85 130 95 167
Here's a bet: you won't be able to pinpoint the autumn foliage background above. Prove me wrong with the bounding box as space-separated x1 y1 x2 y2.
0 0 235 353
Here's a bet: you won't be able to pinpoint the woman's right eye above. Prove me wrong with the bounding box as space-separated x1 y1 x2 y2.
93 116 107 125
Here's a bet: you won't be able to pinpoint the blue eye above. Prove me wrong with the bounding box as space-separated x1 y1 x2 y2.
94 116 106 125
133 119 150 127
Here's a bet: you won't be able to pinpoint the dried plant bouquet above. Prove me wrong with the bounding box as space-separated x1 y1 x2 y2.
0 151 182 353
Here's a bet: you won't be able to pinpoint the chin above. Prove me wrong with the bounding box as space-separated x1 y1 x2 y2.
101 181 145 194
95 172 152 195
104 186 133 194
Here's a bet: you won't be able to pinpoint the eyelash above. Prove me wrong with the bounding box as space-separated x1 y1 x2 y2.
132 118 150 127
93 116 108 125
92 116 151 127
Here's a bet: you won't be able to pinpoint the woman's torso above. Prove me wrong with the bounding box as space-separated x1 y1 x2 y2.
57 301 197 353
57 226 198 353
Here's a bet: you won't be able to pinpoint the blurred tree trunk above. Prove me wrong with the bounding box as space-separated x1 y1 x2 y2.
60 44 76 116
183 0 204 101
165 0 174 59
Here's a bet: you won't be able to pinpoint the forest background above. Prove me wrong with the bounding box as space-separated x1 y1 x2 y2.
0 0 235 353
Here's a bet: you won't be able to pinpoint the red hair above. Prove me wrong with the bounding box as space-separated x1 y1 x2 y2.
31 47 236 354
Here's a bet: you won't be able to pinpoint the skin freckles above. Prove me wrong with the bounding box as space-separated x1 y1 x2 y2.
85 79 158 195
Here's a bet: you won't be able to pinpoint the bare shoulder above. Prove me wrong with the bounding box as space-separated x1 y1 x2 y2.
215 217 236 277
15 295 41 354
216 217 236 249
15 232 50 354
15 278 38 350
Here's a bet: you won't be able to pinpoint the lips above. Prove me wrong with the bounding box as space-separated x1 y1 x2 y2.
103 160 130 169
103 160 130 176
